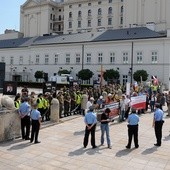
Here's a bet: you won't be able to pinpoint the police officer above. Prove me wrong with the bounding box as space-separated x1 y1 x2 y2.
30 103 41 144
83 106 97 149
153 103 164 146
37 93 44 121
18 97 31 140
126 107 139 149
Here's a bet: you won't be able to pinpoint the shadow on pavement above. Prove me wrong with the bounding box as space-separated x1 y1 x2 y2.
141 146 157 155
68 147 91 156
115 148 136 157
7 142 32 150
73 130 84 136
163 135 170 141
0 138 23 147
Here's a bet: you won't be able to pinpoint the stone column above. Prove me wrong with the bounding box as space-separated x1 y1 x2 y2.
50 98 60 123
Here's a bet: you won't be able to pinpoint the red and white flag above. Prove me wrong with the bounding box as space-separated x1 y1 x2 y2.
152 76 158 85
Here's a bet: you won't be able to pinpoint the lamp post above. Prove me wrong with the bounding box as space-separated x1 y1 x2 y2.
131 41 134 84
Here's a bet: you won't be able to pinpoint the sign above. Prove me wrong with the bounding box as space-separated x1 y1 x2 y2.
3 81 17 95
131 95 146 110
97 102 119 121
126 82 130 96
43 81 56 94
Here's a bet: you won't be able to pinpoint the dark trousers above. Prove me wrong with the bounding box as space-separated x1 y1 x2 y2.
127 125 138 148
31 120 40 142
83 124 96 147
155 121 163 145
38 108 45 121
125 107 130 119
21 116 30 139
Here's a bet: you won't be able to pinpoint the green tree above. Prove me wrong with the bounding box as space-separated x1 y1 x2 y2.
34 71 44 82
133 70 148 82
58 69 71 76
77 69 94 80
103 69 120 81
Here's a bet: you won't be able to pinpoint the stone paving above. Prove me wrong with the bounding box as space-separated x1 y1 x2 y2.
0 107 170 170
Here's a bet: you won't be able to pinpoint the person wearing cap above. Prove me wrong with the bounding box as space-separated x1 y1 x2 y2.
153 103 164 146
100 108 112 149
18 97 31 140
126 107 139 149
86 97 94 111
96 96 105 109
83 105 97 149
30 103 41 144
106 93 113 104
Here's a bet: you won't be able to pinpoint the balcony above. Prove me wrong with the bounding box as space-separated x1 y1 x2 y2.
53 17 64 23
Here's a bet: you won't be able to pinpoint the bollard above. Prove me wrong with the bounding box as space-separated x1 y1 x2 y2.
50 98 60 123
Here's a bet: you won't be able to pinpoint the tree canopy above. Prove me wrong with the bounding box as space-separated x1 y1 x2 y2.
133 70 148 82
77 69 94 80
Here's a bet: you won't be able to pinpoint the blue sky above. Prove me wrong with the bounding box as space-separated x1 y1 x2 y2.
0 0 26 34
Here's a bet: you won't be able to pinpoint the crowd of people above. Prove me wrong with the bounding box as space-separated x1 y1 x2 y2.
13 82 168 147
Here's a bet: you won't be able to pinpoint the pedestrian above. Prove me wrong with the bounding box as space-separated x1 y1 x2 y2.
100 108 112 149
126 107 139 149
153 103 164 146
30 103 41 144
18 97 31 140
83 106 97 149
119 95 126 122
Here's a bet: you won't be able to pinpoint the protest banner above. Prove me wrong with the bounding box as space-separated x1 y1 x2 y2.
131 95 146 110
97 102 119 121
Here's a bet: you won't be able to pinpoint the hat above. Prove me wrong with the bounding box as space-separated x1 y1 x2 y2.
99 96 103 99
155 103 160 108
108 93 112 97
89 105 94 111
90 97 94 101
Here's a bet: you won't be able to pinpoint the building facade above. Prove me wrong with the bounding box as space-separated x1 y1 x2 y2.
0 27 170 89
20 0 170 37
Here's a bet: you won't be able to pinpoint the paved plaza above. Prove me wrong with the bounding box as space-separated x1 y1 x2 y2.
0 108 170 170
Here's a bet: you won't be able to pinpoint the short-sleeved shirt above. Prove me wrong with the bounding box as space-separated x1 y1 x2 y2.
128 113 139 125
84 111 97 125
19 102 31 117
101 113 109 124
154 108 163 121
31 109 41 120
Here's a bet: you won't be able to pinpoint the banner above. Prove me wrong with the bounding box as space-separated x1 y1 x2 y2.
131 95 146 110
97 102 119 121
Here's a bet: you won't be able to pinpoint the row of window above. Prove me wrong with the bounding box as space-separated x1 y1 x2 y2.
69 18 113 28
69 0 118 8
1 51 158 65
69 7 118 18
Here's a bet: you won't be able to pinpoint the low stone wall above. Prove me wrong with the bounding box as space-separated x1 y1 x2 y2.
0 109 21 142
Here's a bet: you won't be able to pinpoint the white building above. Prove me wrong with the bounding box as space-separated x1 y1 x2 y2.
1 27 170 89
20 0 170 37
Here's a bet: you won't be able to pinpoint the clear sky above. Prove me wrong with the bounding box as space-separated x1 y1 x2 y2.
0 0 26 34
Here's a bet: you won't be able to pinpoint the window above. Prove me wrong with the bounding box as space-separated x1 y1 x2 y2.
35 55 39 64
108 18 112 25
69 5 72 8
137 52 143 63
10 56 14 65
78 11 82 17
123 52 128 64
69 22 72 28
76 54 81 64
78 21 81 28
108 7 112 14
69 12 72 18
88 10 91 16
50 23 52 30
121 6 123 14
78 4 81 7
54 54 58 64
98 8 102 15
45 55 49 65
86 53 91 64
50 14 52 20
59 9 61 12
98 19 101 26
151 51 158 63
98 1 102 5
98 53 103 63
88 3 91 6
123 75 128 85
19 56 23 65
88 20 91 27
110 52 115 63
66 54 70 64
109 0 112 3
120 16 123 25
1 56 5 62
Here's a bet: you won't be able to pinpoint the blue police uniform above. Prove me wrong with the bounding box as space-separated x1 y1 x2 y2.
30 109 41 143
126 110 139 149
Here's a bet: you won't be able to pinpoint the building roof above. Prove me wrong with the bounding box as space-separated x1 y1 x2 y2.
92 27 165 42
0 27 165 49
